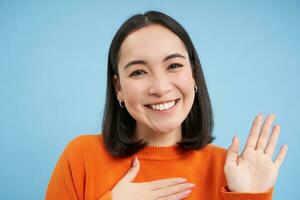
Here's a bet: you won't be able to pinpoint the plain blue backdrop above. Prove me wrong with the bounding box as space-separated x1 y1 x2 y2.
0 0 299 199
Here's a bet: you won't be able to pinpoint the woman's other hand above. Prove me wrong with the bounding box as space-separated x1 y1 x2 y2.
224 113 288 193
111 156 195 200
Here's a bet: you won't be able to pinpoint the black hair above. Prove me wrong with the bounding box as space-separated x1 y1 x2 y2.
102 10 214 157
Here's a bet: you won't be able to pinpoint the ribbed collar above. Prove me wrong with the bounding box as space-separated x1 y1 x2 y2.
98 134 192 160
136 144 192 160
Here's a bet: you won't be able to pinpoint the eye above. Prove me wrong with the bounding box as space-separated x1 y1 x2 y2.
129 69 147 77
168 63 183 70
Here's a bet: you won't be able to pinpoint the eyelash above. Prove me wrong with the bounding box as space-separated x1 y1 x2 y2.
129 63 183 77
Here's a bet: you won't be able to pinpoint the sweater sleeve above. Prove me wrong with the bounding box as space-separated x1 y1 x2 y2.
221 186 273 200
45 142 81 199
45 136 112 200
98 191 112 200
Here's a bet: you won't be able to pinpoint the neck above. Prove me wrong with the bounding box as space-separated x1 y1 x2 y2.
134 124 182 147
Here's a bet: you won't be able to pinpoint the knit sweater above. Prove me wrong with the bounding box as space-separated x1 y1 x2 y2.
45 134 273 200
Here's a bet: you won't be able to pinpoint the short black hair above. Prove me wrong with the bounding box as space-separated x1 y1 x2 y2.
102 10 214 158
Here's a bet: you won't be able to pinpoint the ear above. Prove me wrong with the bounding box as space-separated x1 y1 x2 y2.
192 76 196 88
113 75 122 101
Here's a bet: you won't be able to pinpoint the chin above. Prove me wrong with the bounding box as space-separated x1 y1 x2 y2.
152 124 181 134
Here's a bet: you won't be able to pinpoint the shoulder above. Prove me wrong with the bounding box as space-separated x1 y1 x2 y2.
194 143 228 165
202 143 227 155
63 133 107 158
67 133 103 147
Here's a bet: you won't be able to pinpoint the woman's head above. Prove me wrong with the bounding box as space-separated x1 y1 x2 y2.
116 23 196 141
102 11 214 157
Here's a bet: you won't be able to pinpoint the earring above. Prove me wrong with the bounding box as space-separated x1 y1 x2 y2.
119 99 125 108
194 85 198 93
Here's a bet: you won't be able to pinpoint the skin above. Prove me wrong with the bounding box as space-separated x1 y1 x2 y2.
115 24 195 147
112 24 288 198
225 113 288 192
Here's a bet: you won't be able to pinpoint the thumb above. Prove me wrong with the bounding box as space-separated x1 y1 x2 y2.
120 156 140 183
226 135 240 165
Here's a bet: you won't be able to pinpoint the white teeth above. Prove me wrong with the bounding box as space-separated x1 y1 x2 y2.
159 104 163 110
164 103 168 109
150 100 176 111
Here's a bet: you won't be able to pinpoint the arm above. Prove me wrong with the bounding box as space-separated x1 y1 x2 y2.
45 137 112 200
45 145 81 200
221 186 273 200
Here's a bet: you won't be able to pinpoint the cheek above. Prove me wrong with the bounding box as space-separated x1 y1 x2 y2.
122 80 145 107
173 68 195 94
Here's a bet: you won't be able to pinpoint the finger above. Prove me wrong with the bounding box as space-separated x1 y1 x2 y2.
274 144 288 167
256 113 276 151
145 178 187 191
245 113 264 149
264 125 280 157
153 183 195 199
157 189 192 200
225 136 239 165
120 156 140 183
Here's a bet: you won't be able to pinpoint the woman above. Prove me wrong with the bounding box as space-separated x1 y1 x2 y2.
46 11 288 200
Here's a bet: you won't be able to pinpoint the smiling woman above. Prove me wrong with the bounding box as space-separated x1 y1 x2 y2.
45 11 288 200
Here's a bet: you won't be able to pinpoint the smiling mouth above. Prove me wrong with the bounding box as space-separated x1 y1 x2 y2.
145 98 180 111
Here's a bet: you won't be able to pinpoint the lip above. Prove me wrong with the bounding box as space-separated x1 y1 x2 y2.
145 98 180 112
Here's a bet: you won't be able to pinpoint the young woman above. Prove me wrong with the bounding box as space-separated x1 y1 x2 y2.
46 11 288 200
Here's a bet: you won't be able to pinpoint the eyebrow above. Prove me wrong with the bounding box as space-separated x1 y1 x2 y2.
123 53 186 69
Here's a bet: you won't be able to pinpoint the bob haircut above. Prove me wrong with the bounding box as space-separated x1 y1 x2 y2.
102 10 214 158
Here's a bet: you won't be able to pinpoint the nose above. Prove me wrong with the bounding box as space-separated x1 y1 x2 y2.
148 74 171 97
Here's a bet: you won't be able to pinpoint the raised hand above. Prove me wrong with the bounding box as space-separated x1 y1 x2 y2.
111 156 195 200
224 113 288 193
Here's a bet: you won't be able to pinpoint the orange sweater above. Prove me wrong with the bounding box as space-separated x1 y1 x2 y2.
45 134 273 200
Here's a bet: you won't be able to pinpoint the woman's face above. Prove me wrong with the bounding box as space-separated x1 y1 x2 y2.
115 24 195 135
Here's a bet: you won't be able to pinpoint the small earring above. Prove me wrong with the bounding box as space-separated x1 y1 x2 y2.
194 85 198 93
119 100 125 108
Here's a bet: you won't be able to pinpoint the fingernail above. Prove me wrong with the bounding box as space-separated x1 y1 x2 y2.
188 183 195 187
183 190 192 195
232 135 237 142
177 178 187 183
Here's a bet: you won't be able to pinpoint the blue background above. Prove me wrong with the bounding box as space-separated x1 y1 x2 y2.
1 0 299 199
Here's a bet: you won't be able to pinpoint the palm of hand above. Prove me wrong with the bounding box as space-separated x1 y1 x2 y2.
224 114 287 193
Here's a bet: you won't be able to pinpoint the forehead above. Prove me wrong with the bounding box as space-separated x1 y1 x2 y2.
118 24 188 65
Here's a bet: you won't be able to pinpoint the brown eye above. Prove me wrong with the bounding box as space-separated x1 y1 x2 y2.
129 70 146 77
168 63 183 70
